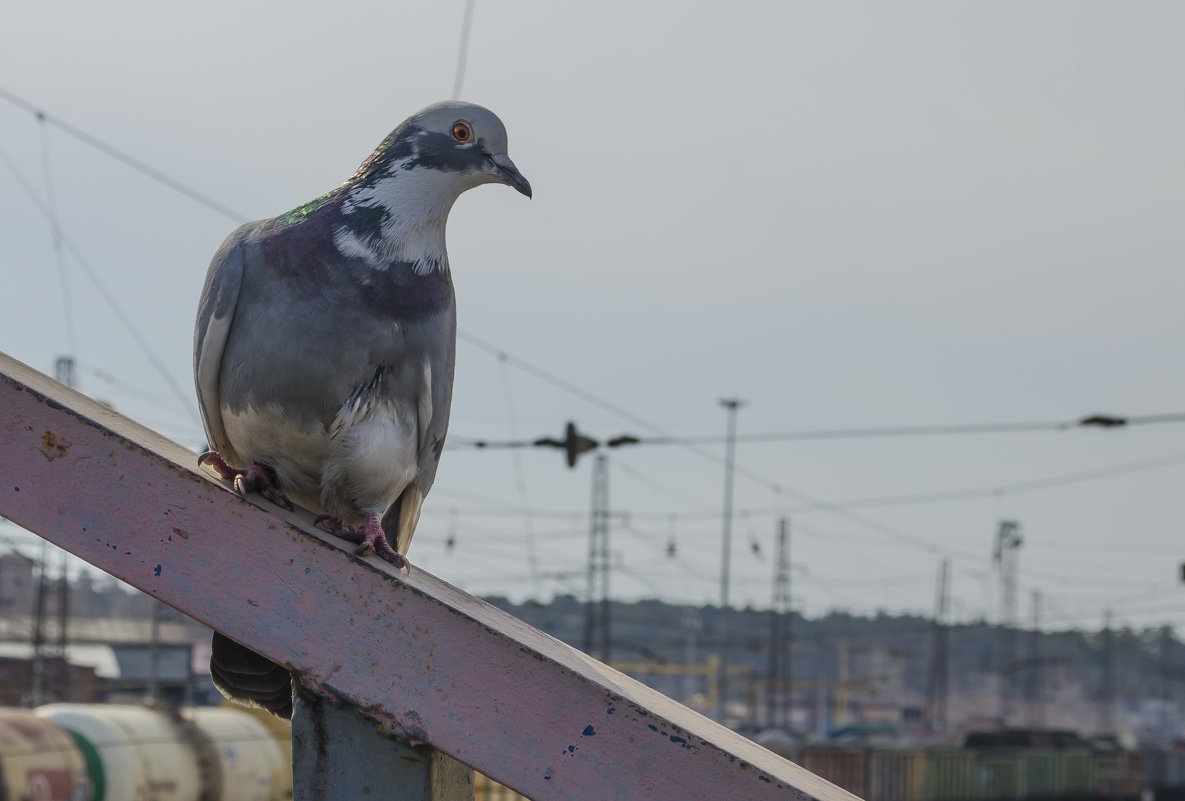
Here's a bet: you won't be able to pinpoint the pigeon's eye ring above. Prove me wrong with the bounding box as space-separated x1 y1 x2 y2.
451 121 473 143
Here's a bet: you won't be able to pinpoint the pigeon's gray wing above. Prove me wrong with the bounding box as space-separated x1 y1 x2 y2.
382 315 456 555
194 228 252 463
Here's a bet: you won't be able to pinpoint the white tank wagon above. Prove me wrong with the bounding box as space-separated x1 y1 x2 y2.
179 708 289 801
0 708 89 801
37 704 202 801
30 704 290 801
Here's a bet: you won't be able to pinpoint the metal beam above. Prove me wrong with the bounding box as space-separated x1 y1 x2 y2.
0 350 857 801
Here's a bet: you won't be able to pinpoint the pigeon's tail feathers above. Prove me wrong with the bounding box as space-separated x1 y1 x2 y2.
395 481 424 556
210 632 293 719
382 485 425 557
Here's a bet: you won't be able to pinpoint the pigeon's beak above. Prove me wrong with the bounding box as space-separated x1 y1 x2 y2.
490 153 532 198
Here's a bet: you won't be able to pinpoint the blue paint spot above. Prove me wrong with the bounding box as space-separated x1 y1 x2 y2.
670 736 687 746
647 724 658 732
153 565 162 576
544 775 551 781
567 745 575 753
124 551 131 555
607 706 616 714
167 534 173 542
583 725 596 736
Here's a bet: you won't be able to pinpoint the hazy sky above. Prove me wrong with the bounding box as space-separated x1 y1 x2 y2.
2 2 1184 632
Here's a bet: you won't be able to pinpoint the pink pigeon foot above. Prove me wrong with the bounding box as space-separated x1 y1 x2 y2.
198 451 294 512
314 513 410 570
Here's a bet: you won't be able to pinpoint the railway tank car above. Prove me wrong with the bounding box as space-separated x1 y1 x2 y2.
0 704 291 801
0 708 89 801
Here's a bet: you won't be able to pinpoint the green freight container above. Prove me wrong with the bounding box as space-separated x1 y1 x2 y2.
1054 749 1092 795
1016 750 1057 797
975 753 1022 800
868 750 925 801
921 749 979 801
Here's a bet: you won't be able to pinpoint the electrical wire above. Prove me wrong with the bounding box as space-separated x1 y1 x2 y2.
428 447 1185 550
451 415 1185 450
451 0 476 100
770 450 1185 515
37 114 76 358
612 414 1185 445
0 144 202 426
0 86 248 223
457 330 673 437
456 330 993 568
497 354 541 592
610 457 701 505
455 329 1185 580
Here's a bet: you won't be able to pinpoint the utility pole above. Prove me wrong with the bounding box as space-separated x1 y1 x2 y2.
147 599 163 700
55 549 69 699
683 608 702 703
1027 590 1043 728
925 559 950 732
1161 626 1171 739
719 398 745 609
717 398 746 723
1101 609 1114 732
766 518 791 730
994 521 1022 726
583 453 611 661
30 540 49 704
51 355 74 700
535 422 632 664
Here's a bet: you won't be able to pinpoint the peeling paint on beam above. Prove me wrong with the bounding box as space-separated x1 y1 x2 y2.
0 350 860 801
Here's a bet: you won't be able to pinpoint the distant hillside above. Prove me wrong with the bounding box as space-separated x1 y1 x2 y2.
485 594 1183 741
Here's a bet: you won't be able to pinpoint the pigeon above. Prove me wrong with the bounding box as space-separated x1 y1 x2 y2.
193 101 530 717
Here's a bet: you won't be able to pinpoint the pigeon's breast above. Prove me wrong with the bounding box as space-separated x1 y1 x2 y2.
221 404 329 514
321 399 419 522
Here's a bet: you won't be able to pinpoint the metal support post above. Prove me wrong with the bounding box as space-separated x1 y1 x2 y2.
293 684 474 801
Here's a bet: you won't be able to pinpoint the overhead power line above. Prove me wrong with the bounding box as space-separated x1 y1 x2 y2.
450 413 1185 450
0 85 248 223
455 333 987 568
763 450 1185 516
457 331 670 436
0 144 201 425
37 114 76 357
451 0 476 100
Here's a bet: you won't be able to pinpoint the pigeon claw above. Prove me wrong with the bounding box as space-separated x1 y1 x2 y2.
199 452 293 512
314 515 350 537
232 464 295 512
198 450 237 480
315 514 410 571
370 537 409 571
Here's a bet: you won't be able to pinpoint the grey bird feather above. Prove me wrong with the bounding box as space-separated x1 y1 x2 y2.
193 101 530 717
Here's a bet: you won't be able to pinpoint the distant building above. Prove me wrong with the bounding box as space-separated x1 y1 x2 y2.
0 614 219 706
0 551 36 616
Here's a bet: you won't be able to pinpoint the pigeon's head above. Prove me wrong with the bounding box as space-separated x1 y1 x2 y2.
359 101 532 199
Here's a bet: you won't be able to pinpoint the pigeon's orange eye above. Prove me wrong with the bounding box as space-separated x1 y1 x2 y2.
452 121 473 142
